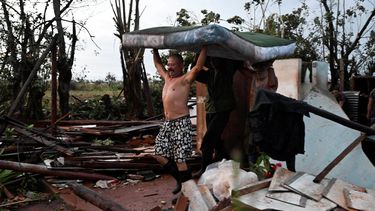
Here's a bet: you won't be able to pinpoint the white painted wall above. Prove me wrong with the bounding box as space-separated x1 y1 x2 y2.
273 58 302 100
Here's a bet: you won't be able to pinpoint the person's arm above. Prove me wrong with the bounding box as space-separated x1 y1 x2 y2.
367 95 373 120
238 61 253 78
152 49 168 79
266 66 278 91
185 46 207 83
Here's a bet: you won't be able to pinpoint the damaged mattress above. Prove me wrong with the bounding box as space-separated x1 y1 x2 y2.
122 24 296 63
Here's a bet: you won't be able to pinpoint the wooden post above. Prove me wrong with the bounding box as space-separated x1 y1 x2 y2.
339 58 344 91
51 41 58 129
196 82 207 153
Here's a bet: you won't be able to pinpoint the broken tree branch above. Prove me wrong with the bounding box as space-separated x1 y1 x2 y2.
0 160 116 181
12 127 74 156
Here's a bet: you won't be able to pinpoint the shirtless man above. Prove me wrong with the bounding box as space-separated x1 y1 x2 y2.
152 46 207 194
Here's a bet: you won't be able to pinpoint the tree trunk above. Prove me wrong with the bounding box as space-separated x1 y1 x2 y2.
113 0 147 119
53 0 75 116
321 0 339 90
141 62 155 117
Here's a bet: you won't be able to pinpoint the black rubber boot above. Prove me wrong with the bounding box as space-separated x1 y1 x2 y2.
171 169 192 194
179 169 192 183
192 167 205 179
163 159 182 194
192 150 212 179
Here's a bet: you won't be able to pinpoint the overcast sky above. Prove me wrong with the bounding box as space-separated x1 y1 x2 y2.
72 0 323 81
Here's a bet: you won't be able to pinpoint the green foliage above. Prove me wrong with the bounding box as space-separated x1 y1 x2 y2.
201 10 221 25
69 94 126 120
105 72 117 85
94 138 114 146
70 80 122 92
4 128 15 141
0 79 13 115
227 16 245 26
249 152 271 180
0 170 17 185
149 76 164 116
176 9 196 26
20 174 39 193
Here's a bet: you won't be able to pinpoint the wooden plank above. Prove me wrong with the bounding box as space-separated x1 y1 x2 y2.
283 172 331 201
231 178 272 197
210 198 231 211
63 160 162 170
344 188 375 211
269 167 296 192
322 178 365 210
174 194 189 211
114 123 161 134
198 184 217 209
266 191 307 207
182 180 209 211
234 187 337 211
314 134 367 183
13 127 74 156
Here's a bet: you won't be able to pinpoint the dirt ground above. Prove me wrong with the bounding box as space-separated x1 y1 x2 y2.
15 174 181 211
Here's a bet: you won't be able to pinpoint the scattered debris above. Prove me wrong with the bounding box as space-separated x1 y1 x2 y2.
1 116 375 210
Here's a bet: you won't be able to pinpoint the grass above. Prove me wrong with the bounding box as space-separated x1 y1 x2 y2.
43 81 123 111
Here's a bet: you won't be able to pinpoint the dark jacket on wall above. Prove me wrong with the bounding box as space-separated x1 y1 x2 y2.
247 89 310 161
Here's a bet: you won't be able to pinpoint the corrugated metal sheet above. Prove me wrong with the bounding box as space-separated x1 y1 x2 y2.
343 91 360 122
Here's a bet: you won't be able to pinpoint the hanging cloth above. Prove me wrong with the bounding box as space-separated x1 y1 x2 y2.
247 89 310 161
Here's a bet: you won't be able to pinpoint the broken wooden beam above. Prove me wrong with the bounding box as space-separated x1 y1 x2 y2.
313 134 367 183
3 115 64 142
198 185 217 209
69 182 129 211
12 127 74 156
63 160 162 170
182 180 210 211
64 154 156 162
0 160 116 181
36 119 162 127
83 145 142 154
174 194 189 211
231 178 272 197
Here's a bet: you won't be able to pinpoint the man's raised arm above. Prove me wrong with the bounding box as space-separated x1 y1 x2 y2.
153 49 167 79
185 46 207 83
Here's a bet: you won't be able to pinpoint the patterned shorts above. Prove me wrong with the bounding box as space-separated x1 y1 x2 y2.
155 115 193 163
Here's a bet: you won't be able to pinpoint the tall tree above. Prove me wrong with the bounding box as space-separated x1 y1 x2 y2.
0 0 55 119
52 0 77 115
0 0 93 119
241 0 375 89
112 0 154 119
318 0 375 89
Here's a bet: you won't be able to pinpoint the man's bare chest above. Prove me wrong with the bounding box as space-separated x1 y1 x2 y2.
163 78 188 96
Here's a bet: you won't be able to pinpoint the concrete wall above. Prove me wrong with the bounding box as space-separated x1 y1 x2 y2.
273 58 302 100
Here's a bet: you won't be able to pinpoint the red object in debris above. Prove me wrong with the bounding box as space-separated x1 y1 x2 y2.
265 172 273 178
